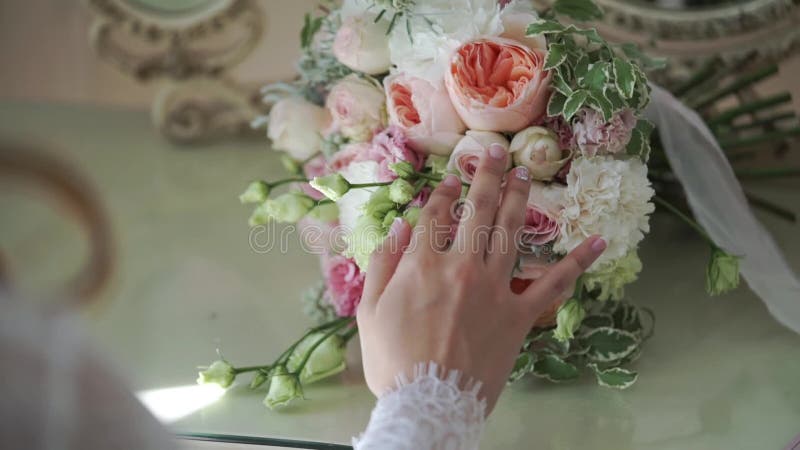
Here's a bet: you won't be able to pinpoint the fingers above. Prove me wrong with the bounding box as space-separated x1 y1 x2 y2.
487 166 530 271
411 174 462 255
360 218 412 309
454 144 509 257
517 235 606 318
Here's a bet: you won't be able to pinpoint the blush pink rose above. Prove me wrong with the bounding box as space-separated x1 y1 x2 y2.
521 205 559 247
365 126 425 182
325 74 386 142
328 142 371 173
384 72 466 156
445 37 552 132
446 130 510 183
322 253 365 317
332 14 391 75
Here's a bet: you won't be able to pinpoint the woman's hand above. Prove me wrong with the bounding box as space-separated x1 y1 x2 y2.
356 143 606 413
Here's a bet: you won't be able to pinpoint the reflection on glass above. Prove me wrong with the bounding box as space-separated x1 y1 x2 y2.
137 384 226 423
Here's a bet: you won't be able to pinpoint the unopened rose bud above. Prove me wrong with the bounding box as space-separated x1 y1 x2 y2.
310 173 351 201
197 360 236 388
239 181 271 204
510 126 571 181
388 178 415 204
263 367 303 409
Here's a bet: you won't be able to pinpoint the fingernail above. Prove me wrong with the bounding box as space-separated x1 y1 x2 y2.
488 143 506 160
442 174 460 187
591 237 607 253
514 166 530 181
388 217 404 236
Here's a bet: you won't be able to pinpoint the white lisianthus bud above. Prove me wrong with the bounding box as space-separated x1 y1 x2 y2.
257 192 315 224
310 173 352 202
196 360 235 388
287 332 347 385
263 367 303 409
553 298 586 342
332 14 392 75
706 247 740 296
239 181 270 204
388 178 415 204
510 126 571 181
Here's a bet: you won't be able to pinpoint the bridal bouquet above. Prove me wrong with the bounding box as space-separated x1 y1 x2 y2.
197 0 744 408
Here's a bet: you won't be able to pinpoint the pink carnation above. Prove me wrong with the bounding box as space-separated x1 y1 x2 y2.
322 254 365 317
365 126 425 181
572 108 636 157
541 115 575 150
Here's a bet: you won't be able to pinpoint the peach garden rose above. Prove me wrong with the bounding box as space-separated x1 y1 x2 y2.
445 37 552 133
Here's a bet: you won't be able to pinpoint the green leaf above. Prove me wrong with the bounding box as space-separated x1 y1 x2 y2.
509 352 537 383
563 89 589 120
582 314 614 329
545 43 569 70
588 364 638 389
613 58 636 99
625 129 647 161
581 327 639 363
580 62 609 92
547 92 568 117
611 302 644 335
605 89 626 112
532 353 580 382
573 27 605 45
574 55 590 79
588 90 613 121
619 43 667 70
526 19 567 35
553 72 574 96
300 14 323 50
553 0 604 21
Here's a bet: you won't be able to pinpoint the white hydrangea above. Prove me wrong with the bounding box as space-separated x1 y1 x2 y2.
387 0 503 83
554 156 654 271
337 160 381 232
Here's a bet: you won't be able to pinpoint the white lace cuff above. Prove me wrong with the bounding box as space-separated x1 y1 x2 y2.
353 362 487 450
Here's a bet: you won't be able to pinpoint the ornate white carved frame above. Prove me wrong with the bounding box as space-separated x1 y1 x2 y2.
87 0 266 143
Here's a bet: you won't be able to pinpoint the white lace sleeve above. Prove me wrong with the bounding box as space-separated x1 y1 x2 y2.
353 362 487 450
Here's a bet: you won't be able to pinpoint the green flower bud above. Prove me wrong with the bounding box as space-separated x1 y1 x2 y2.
706 247 740 295
197 360 235 388
363 186 396 219
264 192 315 223
389 161 416 179
249 370 269 389
553 298 585 342
249 202 271 227
263 367 303 409
280 154 303 176
403 207 421 227
382 210 400 229
239 181 271 204
345 215 386 270
287 332 347 385
389 178 415 204
425 155 449 177
309 173 351 201
307 202 339 223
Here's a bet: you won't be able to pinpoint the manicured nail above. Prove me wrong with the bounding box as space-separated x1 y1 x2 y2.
591 237 607 253
514 166 530 181
442 174 460 187
488 143 506 160
388 217 404 236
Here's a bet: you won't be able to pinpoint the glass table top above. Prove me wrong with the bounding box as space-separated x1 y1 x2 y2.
1 101 799 449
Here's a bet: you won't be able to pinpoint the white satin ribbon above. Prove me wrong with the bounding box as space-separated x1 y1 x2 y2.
644 84 800 334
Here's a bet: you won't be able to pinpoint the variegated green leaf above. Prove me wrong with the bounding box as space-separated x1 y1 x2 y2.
547 92 568 117
545 43 569 70
532 353 580 382
553 73 574 96
582 313 614 329
526 19 566 35
563 89 589 120
588 90 613 121
581 62 609 92
581 327 639 363
619 43 667 70
553 0 604 21
613 57 636 99
588 364 638 389
509 352 537 383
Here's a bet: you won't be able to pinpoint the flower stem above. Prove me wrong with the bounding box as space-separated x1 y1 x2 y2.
268 177 309 188
653 195 716 248
289 318 355 377
414 171 471 187
350 181 393 189
234 365 273 375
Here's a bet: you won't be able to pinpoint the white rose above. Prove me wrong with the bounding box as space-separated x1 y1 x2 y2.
268 97 331 160
499 0 547 51
333 13 392 75
326 74 387 142
510 126 571 181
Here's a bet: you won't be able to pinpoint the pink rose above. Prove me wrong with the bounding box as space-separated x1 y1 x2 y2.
365 126 425 182
328 142 371 173
445 37 552 132
332 14 391 75
384 73 466 156
326 74 386 142
446 131 510 183
521 205 559 247
572 108 637 157
322 253 365 317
